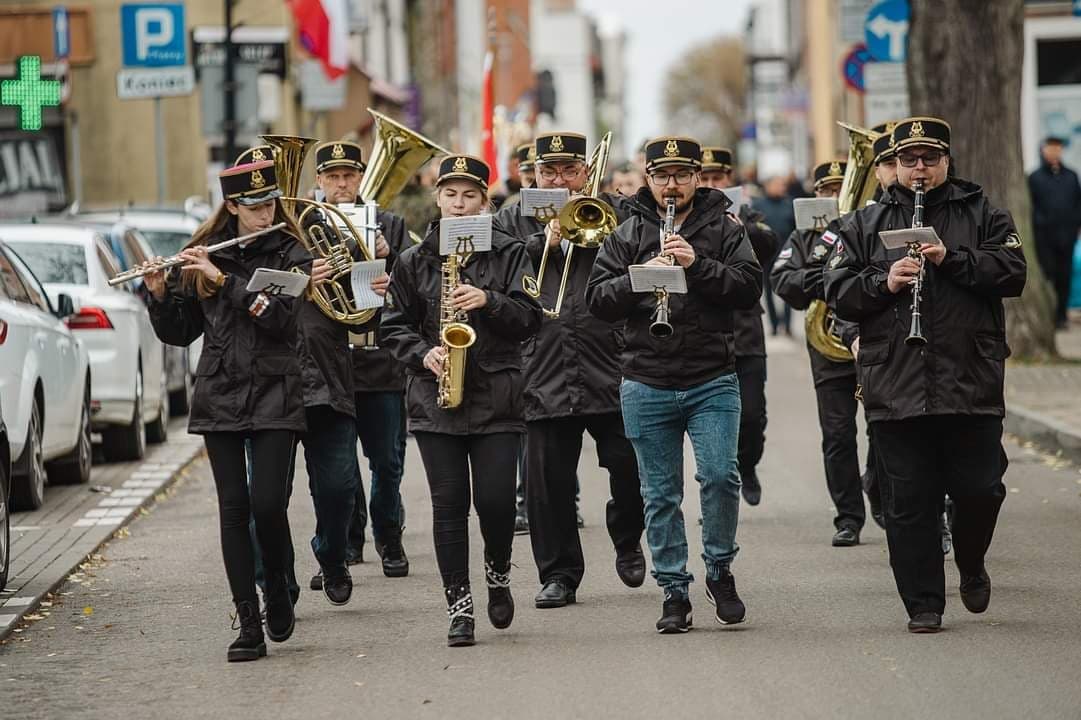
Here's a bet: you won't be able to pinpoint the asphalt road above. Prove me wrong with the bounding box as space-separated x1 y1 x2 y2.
2 336 1080 719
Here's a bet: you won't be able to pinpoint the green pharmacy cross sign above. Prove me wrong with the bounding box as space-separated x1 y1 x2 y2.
2 56 62 131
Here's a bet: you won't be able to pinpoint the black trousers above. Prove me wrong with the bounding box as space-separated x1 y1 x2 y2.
414 432 518 587
525 413 644 589
735 355 767 480
205 430 296 604
814 375 865 530
1035 234 1076 323
872 415 1007 617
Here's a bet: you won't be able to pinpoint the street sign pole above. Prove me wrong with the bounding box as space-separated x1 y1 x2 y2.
223 0 237 165
155 97 166 204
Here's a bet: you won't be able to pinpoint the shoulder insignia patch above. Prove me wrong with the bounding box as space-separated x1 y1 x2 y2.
821 230 838 246
1004 233 1022 249
778 247 793 260
812 244 828 260
828 254 842 269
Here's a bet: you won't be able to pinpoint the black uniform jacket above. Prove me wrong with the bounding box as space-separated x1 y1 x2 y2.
771 226 857 386
823 178 1027 422
734 204 778 359
380 222 542 435
586 187 762 390
148 223 313 434
494 192 630 421
350 208 410 394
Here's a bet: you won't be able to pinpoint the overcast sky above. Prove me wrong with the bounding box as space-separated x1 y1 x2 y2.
577 0 754 157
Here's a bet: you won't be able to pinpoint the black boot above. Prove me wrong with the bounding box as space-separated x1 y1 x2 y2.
485 559 514 630
228 600 266 662
445 583 475 647
264 573 295 643
380 532 410 578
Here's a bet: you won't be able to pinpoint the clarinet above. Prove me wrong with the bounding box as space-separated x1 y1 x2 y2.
649 198 676 339
905 181 927 346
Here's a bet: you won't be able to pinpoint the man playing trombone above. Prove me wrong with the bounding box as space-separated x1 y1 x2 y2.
494 132 647 609
587 137 761 634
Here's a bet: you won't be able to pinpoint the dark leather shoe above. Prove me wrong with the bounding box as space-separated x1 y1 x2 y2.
380 535 410 578
310 570 323 591
534 580 576 609
907 612 942 633
264 574 296 643
323 572 353 606
741 470 762 506
831 526 860 547
960 570 991 614
615 545 646 588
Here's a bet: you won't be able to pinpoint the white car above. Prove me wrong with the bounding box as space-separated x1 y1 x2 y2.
1 395 10 590
0 241 92 511
1 223 168 463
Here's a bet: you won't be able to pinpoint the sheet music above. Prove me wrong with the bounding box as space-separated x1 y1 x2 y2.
794 198 840 231
349 259 387 310
439 215 493 255
334 202 377 257
722 186 747 212
519 188 570 220
629 265 688 294
245 268 309 298
879 227 942 250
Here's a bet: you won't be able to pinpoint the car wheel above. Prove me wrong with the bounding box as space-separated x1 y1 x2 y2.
1 450 10 591
12 400 46 511
169 370 191 416
103 366 146 462
48 381 93 485
146 376 169 444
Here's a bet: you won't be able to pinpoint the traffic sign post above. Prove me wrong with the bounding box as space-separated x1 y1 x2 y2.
118 3 192 204
53 6 70 60
865 0 910 63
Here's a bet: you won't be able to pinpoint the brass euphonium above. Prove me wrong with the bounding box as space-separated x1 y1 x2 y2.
804 122 881 363
523 132 618 318
263 109 449 326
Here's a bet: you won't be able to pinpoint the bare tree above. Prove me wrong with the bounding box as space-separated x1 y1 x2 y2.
662 36 747 147
908 0 1057 359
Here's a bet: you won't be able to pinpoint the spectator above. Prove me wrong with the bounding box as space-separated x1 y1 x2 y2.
1029 137 1081 329
611 162 645 197
752 175 796 335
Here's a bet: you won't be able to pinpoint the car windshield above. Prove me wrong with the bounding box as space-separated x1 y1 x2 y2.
5 241 89 285
140 230 192 256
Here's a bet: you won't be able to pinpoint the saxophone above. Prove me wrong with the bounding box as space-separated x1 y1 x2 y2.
436 253 477 409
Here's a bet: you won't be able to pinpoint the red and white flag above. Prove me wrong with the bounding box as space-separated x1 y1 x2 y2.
289 0 350 79
481 49 499 187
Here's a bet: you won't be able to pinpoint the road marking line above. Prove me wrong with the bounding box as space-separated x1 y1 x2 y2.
84 509 108 518
96 518 123 526
1 597 35 608
74 518 97 527
98 498 122 507
11 526 42 532
0 614 17 628
105 508 129 518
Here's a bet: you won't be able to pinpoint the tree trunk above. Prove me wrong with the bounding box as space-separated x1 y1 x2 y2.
908 0 1057 359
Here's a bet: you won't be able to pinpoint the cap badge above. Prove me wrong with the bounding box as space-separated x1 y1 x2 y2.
664 140 680 157
550 135 564 153
703 149 714 163
527 146 536 161
251 169 266 189
829 161 841 176
331 143 346 159
453 156 469 172
251 148 266 161
910 121 925 138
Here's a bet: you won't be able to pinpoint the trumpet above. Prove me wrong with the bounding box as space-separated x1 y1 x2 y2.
107 223 287 286
649 198 676 339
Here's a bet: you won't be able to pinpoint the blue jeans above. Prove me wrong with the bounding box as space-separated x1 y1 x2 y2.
620 373 742 598
350 392 407 547
303 406 360 577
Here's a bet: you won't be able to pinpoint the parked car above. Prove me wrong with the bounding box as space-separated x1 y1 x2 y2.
0 241 92 511
78 209 205 405
0 223 167 462
1 396 11 590
67 218 191 415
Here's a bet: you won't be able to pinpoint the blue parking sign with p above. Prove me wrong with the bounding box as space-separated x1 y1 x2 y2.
121 4 186 67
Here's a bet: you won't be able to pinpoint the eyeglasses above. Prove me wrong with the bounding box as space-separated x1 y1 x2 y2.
648 170 695 186
897 151 945 168
537 164 585 181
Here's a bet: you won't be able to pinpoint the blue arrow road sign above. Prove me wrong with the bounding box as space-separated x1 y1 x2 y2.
865 0 910 63
53 6 70 60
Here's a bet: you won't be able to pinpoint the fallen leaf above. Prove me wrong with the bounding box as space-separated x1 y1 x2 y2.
82 607 93 616
356 654 366 658
47 653 57 657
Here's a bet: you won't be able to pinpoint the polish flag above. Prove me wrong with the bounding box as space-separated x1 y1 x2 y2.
289 0 350 79
481 49 499 187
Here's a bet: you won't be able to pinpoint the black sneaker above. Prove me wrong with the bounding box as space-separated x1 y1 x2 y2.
656 591 692 634
740 470 762 506
323 571 353 606
381 534 410 578
264 573 296 643
959 569 991 614
705 569 746 625
831 526 860 547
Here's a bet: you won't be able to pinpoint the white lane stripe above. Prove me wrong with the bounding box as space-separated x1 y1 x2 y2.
1 597 35 608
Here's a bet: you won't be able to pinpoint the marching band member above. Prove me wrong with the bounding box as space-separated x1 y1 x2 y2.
699 147 778 506
381 155 542 647
587 136 762 634
770 161 870 547
824 117 1026 633
144 161 311 662
495 132 646 609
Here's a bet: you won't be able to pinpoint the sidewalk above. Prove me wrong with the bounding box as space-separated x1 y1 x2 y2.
1005 317 1081 463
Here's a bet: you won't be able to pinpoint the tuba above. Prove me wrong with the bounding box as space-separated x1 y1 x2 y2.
523 132 618 318
804 122 881 363
263 109 449 325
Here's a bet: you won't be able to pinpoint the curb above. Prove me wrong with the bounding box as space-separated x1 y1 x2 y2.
1005 403 1081 466
0 440 205 641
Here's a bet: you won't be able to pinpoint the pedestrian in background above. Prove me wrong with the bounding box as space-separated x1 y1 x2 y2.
753 175 796 335
1029 136 1081 330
